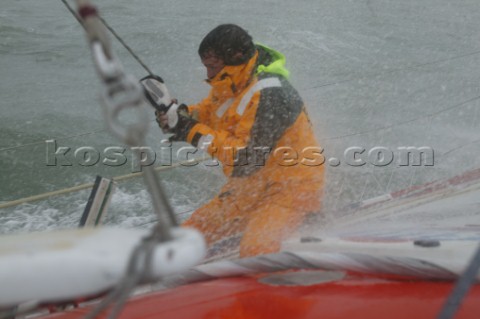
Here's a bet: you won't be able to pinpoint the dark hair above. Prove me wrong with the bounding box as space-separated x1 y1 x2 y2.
198 24 256 65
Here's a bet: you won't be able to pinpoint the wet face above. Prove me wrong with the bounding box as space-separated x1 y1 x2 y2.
201 53 225 80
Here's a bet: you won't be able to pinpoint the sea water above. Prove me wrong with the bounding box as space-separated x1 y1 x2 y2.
1 0 480 234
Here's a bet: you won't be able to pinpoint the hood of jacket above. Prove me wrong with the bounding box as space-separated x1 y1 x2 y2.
254 43 290 79
206 44 290 102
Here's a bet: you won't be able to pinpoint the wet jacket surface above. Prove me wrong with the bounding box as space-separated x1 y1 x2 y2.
183 44 324 257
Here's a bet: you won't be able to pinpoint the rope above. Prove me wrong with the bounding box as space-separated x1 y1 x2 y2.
6 90 474 153
306 48 480 92
4 90 477 154
162 245 480 289
319 94 480 142
0 3 476 155
97 15 153 76
83 232 158 319
441 138 480 158
0 156 211 210
2 0 161 154
2 19 478 153
437 243 480 319
61 0 84 27
61 0 154 75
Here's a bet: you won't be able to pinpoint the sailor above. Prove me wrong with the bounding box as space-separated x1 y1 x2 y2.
156 24 324 257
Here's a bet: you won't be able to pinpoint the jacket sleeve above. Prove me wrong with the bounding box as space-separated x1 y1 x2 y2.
186 76 303 175
185 92 261 167
187 93 213 124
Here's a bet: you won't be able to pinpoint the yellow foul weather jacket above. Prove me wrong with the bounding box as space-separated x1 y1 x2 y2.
182 44 324 257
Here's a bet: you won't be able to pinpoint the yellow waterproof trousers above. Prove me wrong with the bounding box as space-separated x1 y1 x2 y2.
183 177 322 257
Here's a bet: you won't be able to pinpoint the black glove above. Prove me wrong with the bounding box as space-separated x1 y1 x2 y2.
140 74 198 142
167 104 198 142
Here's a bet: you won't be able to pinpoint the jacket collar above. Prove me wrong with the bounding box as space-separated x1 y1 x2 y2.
206 50 259 101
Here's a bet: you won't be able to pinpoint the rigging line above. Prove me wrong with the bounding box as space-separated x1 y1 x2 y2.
97 15 154 76
0 156 210 210
320 94 480 141
60 0 154 76
2 1 158 153
61 0 84 28
437 243 480 319
441 138 480 158
306 48 480 91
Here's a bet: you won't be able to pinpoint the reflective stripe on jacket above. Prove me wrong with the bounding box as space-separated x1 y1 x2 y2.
186 44 324 193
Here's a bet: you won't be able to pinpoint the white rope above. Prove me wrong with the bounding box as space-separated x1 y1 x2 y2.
161 246 478 290
0 156 210 210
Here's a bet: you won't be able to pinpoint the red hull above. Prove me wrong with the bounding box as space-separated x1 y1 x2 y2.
45 271 480 319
